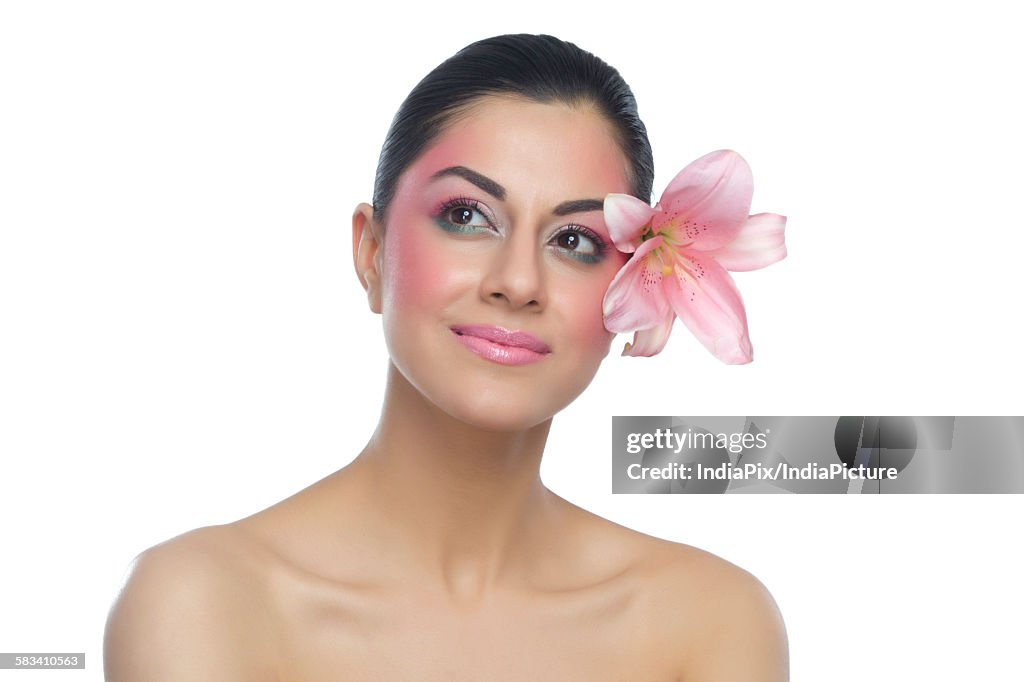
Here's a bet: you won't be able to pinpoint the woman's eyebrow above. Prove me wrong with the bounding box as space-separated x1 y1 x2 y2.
429 166 505 200
429 166 604 216
551 198 604 216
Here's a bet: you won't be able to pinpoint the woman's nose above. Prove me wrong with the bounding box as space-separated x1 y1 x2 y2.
479 230 547 311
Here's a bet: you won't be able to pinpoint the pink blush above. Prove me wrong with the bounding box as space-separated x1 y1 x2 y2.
379 201 461 314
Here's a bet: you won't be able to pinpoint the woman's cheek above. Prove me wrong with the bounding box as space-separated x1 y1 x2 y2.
556 276 616 356
380 219 452 314
579 254 629 357
586 307 616 358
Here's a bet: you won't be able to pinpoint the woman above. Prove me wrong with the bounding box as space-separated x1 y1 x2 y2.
105 34 788 680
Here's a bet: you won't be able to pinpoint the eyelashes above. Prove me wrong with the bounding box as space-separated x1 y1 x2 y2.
549 224 608 264
434 195 491 233
432 195 609 264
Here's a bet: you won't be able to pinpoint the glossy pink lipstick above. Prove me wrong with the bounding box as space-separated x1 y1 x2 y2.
450 325 551 366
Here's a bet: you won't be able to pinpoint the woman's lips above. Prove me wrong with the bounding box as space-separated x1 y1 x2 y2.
450 325 551 366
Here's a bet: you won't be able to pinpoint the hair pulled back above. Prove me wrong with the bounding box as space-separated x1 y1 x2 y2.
371 34 654 227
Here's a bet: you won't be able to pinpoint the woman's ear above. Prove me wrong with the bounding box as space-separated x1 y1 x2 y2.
352 203 383 314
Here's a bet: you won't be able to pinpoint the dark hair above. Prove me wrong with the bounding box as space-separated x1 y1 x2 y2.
371 33 654 227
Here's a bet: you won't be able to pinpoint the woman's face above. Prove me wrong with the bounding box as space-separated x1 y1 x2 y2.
365 95 633 431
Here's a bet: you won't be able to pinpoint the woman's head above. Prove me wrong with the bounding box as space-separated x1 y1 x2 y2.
353 35 652 431
371 34 654 229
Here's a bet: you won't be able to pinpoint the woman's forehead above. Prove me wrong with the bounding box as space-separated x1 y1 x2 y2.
401 96 632 201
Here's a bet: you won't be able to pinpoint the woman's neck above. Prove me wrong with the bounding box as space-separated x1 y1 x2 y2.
343 362 562 602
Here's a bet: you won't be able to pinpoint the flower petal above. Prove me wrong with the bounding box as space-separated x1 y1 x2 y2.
604 193 656 252
654 150 753 251
622 313 675 357
703 213 788 272
602 236 672 333
667 251 753 364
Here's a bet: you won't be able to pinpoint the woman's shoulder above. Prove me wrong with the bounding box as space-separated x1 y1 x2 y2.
561 497 742 577
110 524 272 598
565 502 789 679
104 524 277 681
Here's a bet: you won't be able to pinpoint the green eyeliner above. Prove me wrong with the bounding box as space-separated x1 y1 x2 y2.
433 216 488 234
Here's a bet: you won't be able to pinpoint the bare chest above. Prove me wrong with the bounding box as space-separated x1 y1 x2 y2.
266 574 681 681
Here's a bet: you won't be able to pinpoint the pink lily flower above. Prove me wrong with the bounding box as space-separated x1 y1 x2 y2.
602 149 786 363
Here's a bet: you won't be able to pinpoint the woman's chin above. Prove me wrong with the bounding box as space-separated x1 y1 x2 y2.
435 392 559 434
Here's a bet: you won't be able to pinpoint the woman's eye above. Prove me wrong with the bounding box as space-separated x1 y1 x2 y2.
552 228 604 263
437 203 490 232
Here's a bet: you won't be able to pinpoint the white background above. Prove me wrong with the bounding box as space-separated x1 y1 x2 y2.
2 1 1022 679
